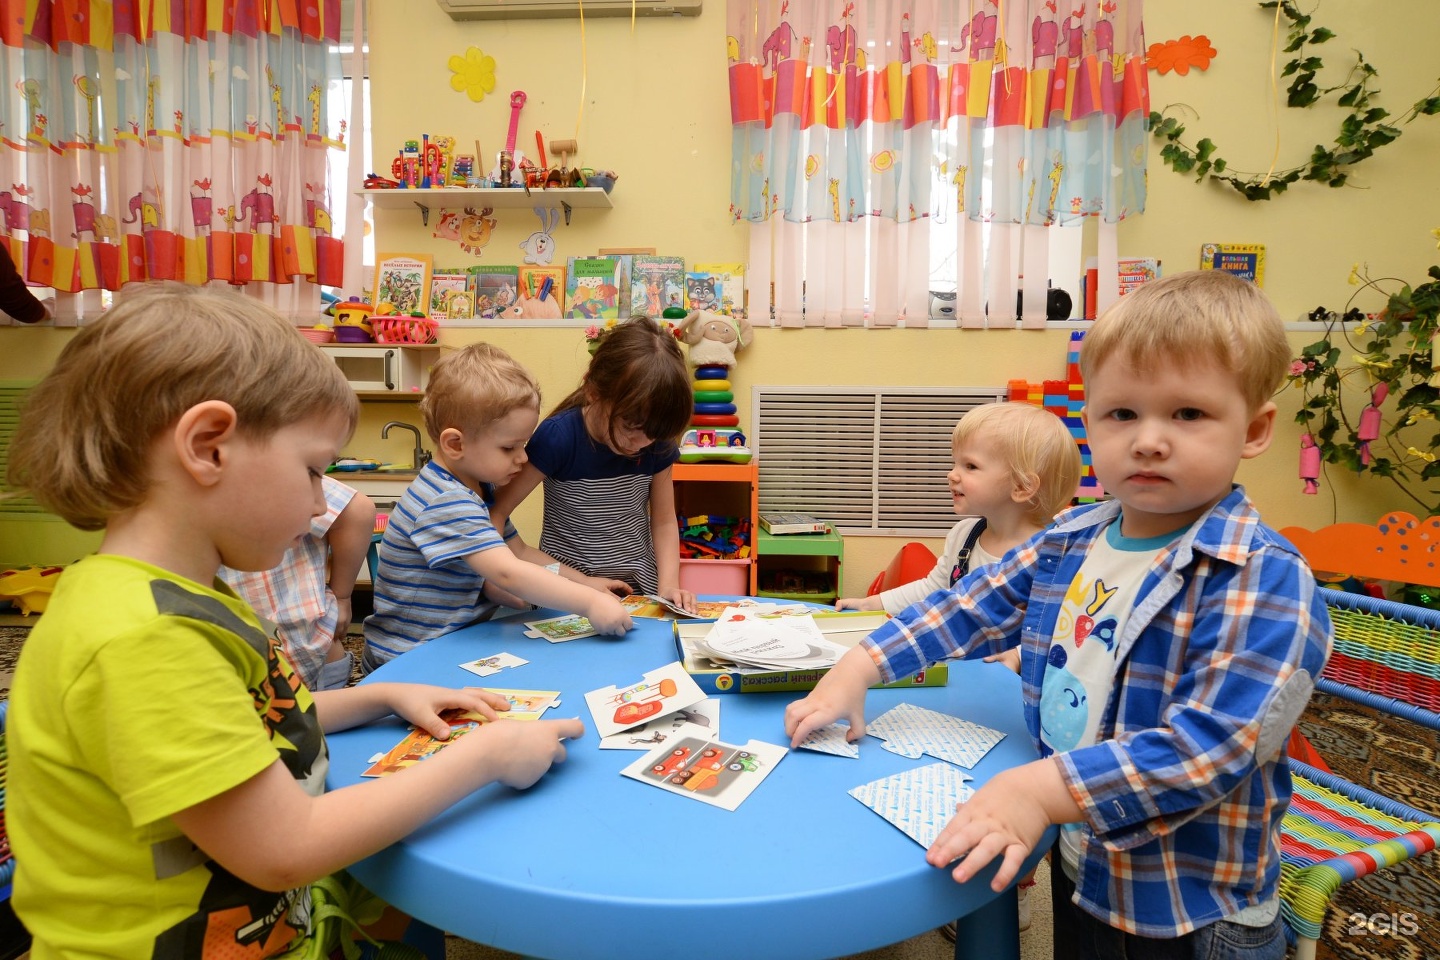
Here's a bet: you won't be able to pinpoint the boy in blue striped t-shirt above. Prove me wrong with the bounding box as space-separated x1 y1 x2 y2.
363 342 633 671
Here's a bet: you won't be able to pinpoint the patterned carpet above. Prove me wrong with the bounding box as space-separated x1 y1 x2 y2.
0 624 1435 957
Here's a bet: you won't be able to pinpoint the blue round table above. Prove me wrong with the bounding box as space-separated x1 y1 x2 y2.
326 604 1052 960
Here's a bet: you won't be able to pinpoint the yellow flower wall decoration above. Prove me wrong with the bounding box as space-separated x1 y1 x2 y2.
449 47 496 103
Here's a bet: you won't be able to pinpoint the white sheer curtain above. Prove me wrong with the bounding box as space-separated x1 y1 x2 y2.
729 0 1148 329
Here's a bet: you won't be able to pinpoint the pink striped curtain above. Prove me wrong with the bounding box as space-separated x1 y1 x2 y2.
0 0 346 320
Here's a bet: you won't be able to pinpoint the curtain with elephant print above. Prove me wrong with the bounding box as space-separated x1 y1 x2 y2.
0 0 345 320
728 0 1147 329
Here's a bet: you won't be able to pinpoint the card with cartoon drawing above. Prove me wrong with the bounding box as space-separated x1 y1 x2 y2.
621 735 787 811
583 661 706 738
597 698 721 750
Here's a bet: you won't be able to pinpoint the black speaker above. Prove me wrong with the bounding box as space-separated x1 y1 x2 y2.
1015 287 1074 322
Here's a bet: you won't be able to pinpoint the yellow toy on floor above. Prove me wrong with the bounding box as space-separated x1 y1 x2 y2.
0 565 64 616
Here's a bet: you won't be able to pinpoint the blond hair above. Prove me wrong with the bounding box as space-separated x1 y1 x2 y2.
6 283 358 531
954 402 1082 525
420 342 540 441
1080 270 1290 411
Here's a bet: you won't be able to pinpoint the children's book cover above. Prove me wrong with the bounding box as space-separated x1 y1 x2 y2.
467 264 520 319
517 264 566 302
565 256 624 320
687 261 746 317
584 661 707 738
430 270 470 320
1117 257 1161 297
629 255 686 318
1199 243 1265 286
621 735 788 811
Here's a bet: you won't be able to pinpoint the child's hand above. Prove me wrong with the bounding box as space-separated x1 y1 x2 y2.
835 595 881 612
386 684 511 739
783 648 880 747
982 648 1022 675
586 575 633 598
466 716 585 790
332 596 354 644
927 760 1074 891
585 592 634 636
659 586 698 615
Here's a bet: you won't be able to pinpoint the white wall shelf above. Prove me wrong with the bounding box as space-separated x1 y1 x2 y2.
356 187 612 226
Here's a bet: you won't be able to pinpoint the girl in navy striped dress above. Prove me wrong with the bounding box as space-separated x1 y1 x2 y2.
492 316 697 611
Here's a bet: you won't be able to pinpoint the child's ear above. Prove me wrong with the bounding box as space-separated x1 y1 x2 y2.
437 426 467 461
1011 472 1040 506
1241 400 1278 459
173 401 238 486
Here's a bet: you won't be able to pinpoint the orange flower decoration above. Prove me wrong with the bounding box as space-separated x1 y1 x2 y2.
1145 35 1217 76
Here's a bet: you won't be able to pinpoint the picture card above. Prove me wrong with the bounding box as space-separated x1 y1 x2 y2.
584 661 707 738
848 762 975 849
620 594 759 620
362 706 538 777
481 688 562 719
622 735 788 811
797 722 860 759
866 703 1005 768
597 698 721 750
458 652 528 678
524 613 597 642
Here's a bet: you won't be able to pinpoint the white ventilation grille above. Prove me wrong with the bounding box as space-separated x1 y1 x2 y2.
753 386 1008 536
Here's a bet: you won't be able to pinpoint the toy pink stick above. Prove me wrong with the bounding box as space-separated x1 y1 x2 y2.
500 91 527 187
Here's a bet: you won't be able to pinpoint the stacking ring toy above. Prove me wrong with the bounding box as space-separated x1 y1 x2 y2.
694 401 737 416
693 390 734 404
691 414 740 427
694 365 729 380
692 379 731 392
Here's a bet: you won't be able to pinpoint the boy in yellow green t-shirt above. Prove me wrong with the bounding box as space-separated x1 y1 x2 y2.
4 285 583 957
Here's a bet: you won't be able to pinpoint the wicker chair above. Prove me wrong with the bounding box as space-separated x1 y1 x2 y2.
1279 590 1440 960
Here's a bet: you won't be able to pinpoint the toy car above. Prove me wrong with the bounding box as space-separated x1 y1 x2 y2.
363 173 402 189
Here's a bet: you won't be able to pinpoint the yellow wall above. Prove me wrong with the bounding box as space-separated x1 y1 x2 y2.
4 3 1437 587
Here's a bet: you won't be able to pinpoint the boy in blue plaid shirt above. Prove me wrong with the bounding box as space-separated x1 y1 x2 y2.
787 270 1332 959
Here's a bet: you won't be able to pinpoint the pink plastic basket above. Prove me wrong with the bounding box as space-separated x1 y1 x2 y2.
300 327 335 344
373 315 438 344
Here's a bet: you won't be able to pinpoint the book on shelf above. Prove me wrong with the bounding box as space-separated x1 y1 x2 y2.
1199 243 1265 286
466 264 520 319
629 255 687 319
429 270 471 320
687 261 746 317
565 255 624 320
759 513 828 535
517 264 567 305
1118 257 1161 296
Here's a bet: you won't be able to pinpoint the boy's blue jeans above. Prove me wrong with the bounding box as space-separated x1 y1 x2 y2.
1050 845 1286 960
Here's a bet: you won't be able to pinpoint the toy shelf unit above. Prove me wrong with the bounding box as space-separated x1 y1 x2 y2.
357 186 611 226
756 527 844 605
321 343 441 398
672 461 758 597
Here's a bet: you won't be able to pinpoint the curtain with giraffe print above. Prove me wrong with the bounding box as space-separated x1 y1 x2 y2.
729 0 1147 329
0 0 345 322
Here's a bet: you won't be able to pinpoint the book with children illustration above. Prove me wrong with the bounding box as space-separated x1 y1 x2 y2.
686 261 746 317
467 264 520 319
629 255 686 318
1199 243 1265 286
517 264 566 301
565 256 624 320
429 270 471 320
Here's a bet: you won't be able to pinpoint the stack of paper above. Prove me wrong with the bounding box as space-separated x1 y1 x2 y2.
689 607 849 673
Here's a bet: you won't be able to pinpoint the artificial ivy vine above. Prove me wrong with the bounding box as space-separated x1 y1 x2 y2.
1149 1 1440 201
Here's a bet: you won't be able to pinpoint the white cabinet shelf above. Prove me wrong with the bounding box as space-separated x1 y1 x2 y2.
356 187 612 226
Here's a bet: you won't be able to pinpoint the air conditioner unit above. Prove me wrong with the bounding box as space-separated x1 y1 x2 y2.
436 0 701 19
